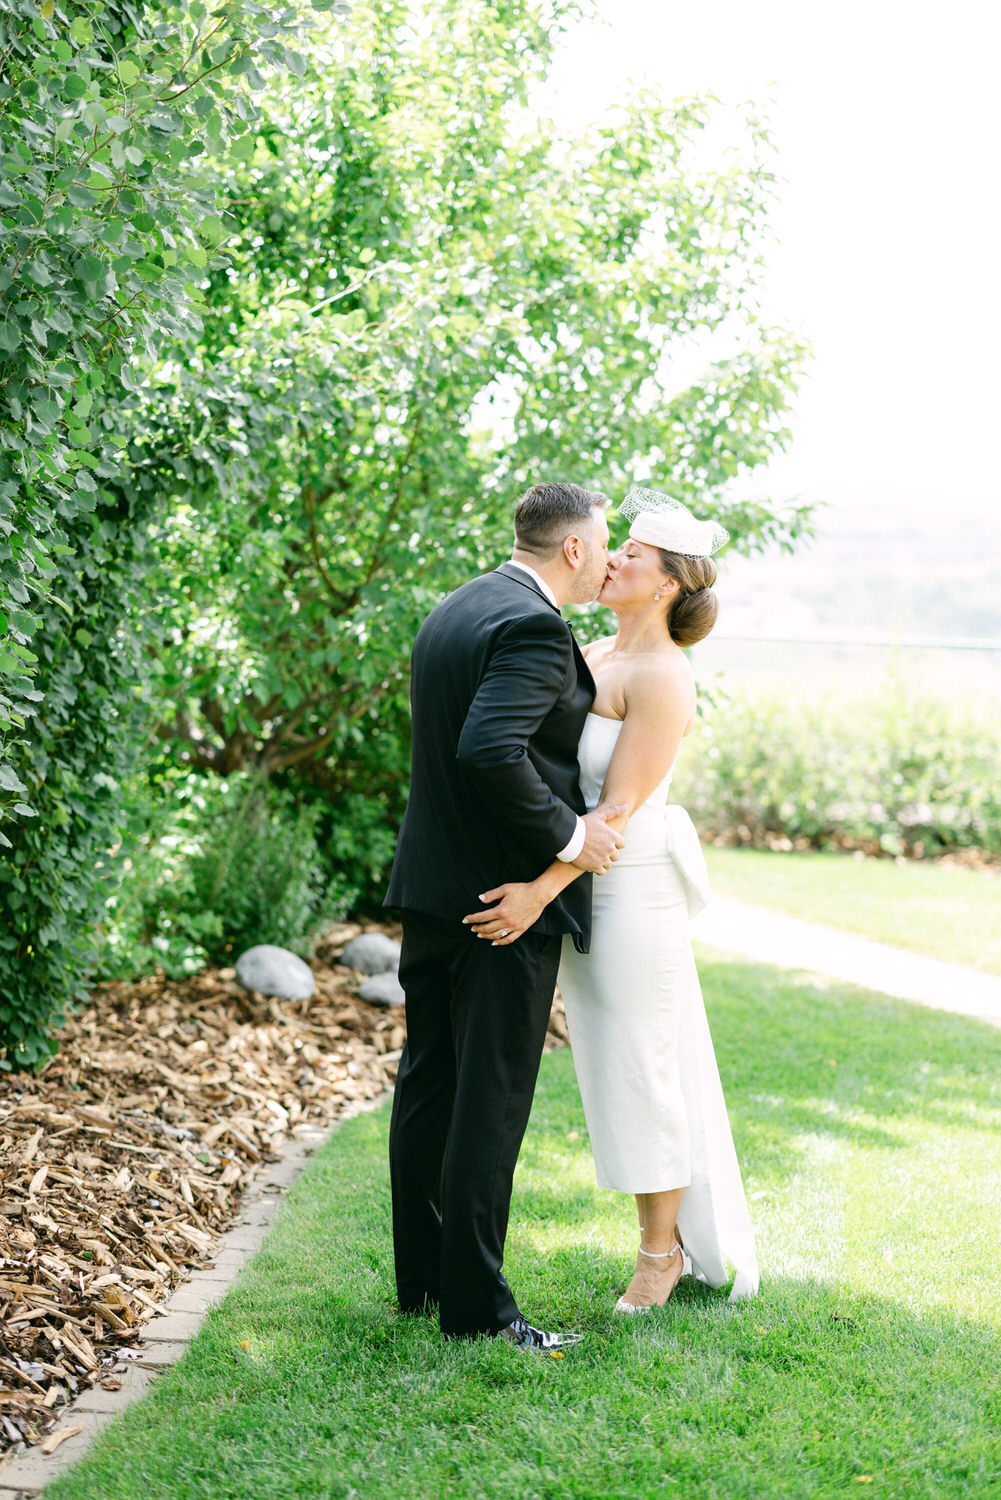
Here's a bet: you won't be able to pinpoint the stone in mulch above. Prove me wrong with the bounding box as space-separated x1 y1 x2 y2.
234 944 315 1000
358 972 405 1007
338 933 402 976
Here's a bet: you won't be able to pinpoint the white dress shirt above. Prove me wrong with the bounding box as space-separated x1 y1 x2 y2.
505 560 586 863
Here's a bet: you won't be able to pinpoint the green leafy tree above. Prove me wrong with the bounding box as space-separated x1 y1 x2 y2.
130 0 811 811
0 0 325 1068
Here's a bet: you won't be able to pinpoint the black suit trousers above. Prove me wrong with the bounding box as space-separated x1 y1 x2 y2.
388 910 562 1339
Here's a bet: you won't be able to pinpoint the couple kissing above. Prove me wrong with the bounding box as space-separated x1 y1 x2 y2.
385 480 758 1353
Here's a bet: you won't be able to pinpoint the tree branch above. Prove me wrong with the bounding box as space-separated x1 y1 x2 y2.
158 47 243 105
179 17 227 76
267 689 328 749
200 695 225 738
362 410 423 588
153 719 225 772
303 479 361 615
94 287 145 330
262 728 339 772
243 689 286 725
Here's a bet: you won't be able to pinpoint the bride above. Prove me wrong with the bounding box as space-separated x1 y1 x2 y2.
465 488 758 1311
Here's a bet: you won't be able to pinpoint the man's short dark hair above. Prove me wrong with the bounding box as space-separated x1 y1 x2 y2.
513 482 608 556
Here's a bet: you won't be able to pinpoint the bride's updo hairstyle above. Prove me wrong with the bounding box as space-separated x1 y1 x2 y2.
657 551 719 647
618 485 729 649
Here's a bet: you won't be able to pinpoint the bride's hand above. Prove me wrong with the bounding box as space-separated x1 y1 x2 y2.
462 882 546 946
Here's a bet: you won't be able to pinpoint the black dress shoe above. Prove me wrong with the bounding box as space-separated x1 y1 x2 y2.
498 1315 583 1353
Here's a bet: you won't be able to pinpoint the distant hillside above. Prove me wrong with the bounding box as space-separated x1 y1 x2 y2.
716 503 1001 640
689 501 1001 698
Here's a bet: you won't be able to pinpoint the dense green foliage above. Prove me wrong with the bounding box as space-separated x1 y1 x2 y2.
0 0 313 809
3 0 812 1069
674 686 1001 858
0 0 319 1067
40 971 1001 1499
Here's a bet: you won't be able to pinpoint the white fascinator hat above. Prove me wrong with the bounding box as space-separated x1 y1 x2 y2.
619 486 729 559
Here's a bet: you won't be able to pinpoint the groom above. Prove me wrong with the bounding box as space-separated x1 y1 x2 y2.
385 481 624 1349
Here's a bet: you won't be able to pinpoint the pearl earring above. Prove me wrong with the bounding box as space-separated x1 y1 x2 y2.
653 591 661 601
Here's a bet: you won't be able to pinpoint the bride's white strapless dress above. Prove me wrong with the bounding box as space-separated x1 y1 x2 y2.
558 713 759 1300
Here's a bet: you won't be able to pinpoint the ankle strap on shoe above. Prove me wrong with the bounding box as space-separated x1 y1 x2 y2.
638 1243 681 1260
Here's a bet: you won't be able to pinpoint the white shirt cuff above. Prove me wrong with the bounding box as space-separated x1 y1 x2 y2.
556 815 586 863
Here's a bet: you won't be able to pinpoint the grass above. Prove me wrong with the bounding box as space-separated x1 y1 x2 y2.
705 846 1001 974
43 954 1001 1500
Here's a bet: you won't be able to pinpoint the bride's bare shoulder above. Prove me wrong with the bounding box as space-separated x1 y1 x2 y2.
580 634 616 661
623 648 696 704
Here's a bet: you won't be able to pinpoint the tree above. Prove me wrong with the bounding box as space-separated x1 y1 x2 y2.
130 0 811 808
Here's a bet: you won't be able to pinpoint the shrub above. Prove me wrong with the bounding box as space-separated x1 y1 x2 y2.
100 774 347 980
320 792 401 918
672 687 1001 858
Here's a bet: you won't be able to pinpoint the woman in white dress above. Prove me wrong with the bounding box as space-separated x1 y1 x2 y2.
465 489 758 1312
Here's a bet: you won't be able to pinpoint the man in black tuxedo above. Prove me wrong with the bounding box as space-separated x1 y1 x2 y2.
385 482 625 1348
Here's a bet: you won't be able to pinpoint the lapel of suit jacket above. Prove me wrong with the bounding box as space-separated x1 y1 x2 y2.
494 563 595 695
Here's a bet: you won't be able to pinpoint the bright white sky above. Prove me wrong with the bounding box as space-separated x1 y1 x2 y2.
546 0 1001 525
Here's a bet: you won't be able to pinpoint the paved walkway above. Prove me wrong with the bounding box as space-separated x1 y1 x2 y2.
690 895 1001 1028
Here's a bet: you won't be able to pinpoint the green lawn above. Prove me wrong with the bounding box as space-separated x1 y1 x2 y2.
44 955 1001 1500
705 847 1001 974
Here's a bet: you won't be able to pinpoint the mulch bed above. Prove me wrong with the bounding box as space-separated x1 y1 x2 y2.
0 921 570 1460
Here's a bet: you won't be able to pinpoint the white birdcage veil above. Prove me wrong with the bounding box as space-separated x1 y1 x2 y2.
619 486 729 559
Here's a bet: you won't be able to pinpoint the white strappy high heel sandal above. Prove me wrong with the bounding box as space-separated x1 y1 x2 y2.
614 1241 693 1315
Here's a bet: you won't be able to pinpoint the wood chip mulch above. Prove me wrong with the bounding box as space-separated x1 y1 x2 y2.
0 919 571 1460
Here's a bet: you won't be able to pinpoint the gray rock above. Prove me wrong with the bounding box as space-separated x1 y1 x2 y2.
235 944 315 1001
358 972 405 1007
339 932 402 976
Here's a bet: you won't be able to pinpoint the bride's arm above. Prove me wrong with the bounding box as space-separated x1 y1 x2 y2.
464 659 693 945
597 657 693 815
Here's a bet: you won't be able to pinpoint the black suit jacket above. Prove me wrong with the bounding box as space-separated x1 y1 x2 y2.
384 563 595 951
